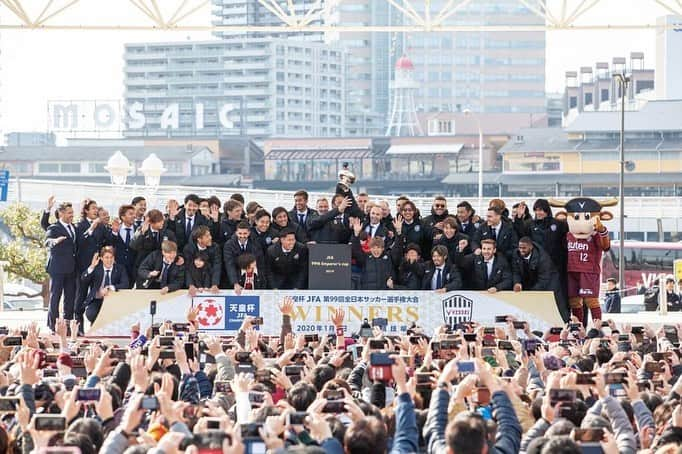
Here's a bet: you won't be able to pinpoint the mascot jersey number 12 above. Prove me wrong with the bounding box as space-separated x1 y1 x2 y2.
550 197 618 325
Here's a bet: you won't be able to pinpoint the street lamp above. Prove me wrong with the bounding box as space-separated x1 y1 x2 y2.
104 151 132 186
463 109 484 213
139 153 166 190
613 73 630 296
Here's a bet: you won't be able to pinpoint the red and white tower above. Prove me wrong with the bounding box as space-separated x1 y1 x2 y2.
386 55 423 136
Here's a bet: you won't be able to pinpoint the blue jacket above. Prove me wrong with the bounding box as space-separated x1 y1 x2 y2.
424 389 521 454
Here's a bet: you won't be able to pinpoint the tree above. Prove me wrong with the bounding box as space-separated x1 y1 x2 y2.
0 203 49 304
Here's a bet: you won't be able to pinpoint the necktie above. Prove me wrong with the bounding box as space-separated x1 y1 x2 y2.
153 231 159 244
241 242 246 252
186 218 193 239
161 262 169 285
436 268 443 289
298 214 305 225
124 228 131 247
67 224 74 239
486 261 492 279
104 269 111 288
491 226 497 241
370 226 375 237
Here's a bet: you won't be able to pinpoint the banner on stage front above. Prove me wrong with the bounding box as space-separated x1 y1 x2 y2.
88 289 562 336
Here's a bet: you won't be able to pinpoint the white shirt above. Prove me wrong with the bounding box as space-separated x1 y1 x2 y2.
485 258 494 279
101 267 114 289
431 265 445 290
367 224 380 237
119 224 134 241
59 221 74 238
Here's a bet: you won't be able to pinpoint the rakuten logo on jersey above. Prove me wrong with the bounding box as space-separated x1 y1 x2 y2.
567 241 589 252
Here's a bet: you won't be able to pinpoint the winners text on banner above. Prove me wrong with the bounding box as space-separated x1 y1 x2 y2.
88 290 562 336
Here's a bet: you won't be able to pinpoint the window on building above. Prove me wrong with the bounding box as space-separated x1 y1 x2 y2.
569 96 578 108
61 163 81 173
165 161 184 174
601 89 609 102
87 162 107 174
584 93 593 106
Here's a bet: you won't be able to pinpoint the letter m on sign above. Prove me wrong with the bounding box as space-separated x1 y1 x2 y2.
442 294 473 327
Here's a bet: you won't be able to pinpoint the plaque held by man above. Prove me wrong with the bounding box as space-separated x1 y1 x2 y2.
336 163 363 218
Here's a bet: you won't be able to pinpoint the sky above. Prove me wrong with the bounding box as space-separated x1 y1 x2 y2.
0 0 673 134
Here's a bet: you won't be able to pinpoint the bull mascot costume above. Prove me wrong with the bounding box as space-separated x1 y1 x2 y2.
550 197 617 324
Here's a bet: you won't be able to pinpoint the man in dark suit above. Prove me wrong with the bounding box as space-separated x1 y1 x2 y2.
307 194 351 244
362 205 390 241
44 202 78 331
166 194 210 252
224 221 265 293
137 240 185 293
456 201 479 237
511 237 567 321
288 190 318 234
183 225 221 295
131 196 147 232
110 204 137 286
266 229 308 289
472 206 518 263
80 246 129 324
456 239 512 292
130 209 177 270
217 199 244 246
74 199 113 330
421 245 462 293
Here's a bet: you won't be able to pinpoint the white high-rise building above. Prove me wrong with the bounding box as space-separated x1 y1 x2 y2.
124 39 347 139
656 15 682 100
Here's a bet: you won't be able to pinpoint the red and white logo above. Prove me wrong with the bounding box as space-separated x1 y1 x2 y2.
196 299 224 327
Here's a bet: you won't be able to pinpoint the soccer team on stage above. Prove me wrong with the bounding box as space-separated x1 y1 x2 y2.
43 191 590 332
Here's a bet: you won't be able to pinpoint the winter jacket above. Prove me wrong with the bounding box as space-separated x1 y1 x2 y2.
424 388 521 454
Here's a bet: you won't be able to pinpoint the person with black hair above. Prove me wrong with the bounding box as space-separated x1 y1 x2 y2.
224 221 265 292
165 194 210 252
236 253 267 292
420 245 462 292
271 206 308 243
265 229 308 289
183 225 221 294
472 206 518 264
393 243 425 290
187 252 213 290
456 200 479 237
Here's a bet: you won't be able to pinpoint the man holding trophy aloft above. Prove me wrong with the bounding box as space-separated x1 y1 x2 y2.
336 162 363 219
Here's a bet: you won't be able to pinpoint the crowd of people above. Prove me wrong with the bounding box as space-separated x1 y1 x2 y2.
1 301 682 453
41 191 577 332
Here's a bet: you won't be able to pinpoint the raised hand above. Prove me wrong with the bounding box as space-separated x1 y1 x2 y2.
47 195 56 211
90 253 100 269
393 215 404 234
331 308 345 328
278 296 294 316
209 204 220 222
338 197 351 213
